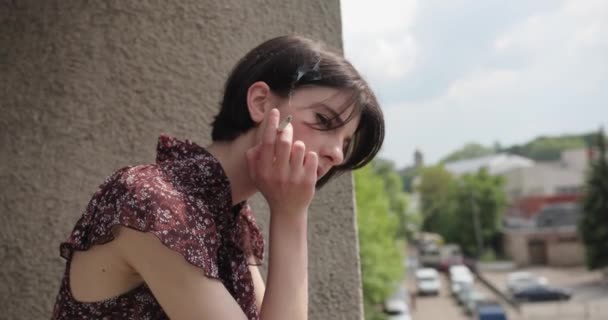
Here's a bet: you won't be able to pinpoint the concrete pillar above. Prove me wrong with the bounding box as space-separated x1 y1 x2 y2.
0 1 363 319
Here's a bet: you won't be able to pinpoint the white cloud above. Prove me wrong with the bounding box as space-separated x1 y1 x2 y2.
344 0 608 167
494 0 608 56
341 0 419 85
341 0 417 35
444 0 608 110
444 68 520 105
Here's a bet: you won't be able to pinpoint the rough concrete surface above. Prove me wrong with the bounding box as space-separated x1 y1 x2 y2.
0 1 362 319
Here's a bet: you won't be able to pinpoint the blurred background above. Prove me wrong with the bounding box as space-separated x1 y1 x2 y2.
343 1 608 319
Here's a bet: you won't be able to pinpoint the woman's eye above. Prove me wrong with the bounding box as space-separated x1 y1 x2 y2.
315 113 332 128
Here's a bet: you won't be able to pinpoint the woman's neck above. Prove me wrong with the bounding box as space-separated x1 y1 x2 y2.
206 132 258 206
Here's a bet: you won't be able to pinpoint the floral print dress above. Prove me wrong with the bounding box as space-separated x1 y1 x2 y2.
52 135 265 319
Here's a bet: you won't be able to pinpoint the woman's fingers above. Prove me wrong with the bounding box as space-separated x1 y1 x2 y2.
290 140 306 170
260 109 280 171
275 122 293 175
303 151 319 184
248 110 317 210
250 108 317 196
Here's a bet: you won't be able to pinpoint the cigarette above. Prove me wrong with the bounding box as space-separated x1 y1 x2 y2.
278 115 292 132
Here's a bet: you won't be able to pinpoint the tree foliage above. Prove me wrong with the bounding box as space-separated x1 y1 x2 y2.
448 169 507 257
416 165 454 233
399 166 419 193
416 166 507 257
372 159 413 239
355 164 405 320
440 143 495 163
438 133 596 164
579 128 608 270
506 134 590 161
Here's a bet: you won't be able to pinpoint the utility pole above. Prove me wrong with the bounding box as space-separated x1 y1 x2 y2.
470 190 484 258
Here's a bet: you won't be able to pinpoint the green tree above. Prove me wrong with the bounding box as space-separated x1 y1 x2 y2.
416 165 454 236
449 169 507 257
399 166 419 193
416 166 507 257
440 143 495 163
506 134 589 161
579 128 608 270
439 132 597 164
355 165 404 320
372 159 412 239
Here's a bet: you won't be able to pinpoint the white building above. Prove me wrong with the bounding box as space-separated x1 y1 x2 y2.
502 148 588 202
444 153 535 176
443 149 589 201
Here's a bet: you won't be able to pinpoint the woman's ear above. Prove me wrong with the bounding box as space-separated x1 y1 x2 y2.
247 81 272 124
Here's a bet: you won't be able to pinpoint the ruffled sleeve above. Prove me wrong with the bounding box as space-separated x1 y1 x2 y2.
60 164 224 279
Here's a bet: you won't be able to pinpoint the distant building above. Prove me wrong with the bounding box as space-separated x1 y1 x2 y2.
444 148 591 267
502 148 587 202
444 153 535 176
502 194 584 266
414 148 424 169
403 150 425 216
503 225 583 267
501 148 591 267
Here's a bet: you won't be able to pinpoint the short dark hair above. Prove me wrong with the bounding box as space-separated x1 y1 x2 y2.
212 35 384 188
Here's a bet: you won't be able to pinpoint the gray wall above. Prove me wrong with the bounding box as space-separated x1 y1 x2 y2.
0 1 363 319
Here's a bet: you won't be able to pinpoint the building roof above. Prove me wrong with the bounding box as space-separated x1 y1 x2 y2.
444 153 535 176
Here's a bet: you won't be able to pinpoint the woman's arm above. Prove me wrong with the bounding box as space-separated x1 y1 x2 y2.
115 226 249 319
260 212 307 320
245 108 317 320
115 216 307 320
249 264 266 311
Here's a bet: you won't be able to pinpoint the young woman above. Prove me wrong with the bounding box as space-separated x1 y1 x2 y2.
52 35 384 320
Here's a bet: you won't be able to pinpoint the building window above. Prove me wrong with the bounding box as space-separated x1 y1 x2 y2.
555 185 582 195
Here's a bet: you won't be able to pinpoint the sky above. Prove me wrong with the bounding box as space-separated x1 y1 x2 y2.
341 0 608 168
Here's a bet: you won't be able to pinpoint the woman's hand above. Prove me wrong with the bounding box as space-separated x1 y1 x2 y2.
246 108 318 214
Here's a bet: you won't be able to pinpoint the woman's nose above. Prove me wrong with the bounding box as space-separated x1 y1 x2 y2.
322 140 345 167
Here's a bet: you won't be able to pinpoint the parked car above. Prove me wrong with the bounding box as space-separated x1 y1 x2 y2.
383 284 412 320
456 283 473 305
383 298 411 320
474 303 508 320
512 285 572 302
419 244 441 268
415 268 441 296
465 292 494 315
460 288 485 310
448 264 471 279
450 271 474 297
506 271 547 293
438 244 464 272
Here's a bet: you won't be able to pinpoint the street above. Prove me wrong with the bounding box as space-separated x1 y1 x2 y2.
407 273 469 320
405 260 608 319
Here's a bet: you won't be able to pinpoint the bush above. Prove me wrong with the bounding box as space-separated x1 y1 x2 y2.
355 165 405 320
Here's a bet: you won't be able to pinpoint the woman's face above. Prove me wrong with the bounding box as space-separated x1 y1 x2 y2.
274 86 360 179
